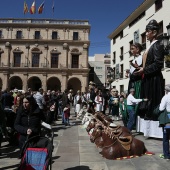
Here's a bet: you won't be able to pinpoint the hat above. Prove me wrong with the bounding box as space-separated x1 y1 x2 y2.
130 88 135 92
146 19 159 31
165 84 170 92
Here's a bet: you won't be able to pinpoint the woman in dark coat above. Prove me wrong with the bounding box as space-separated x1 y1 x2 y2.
14 95 45 150
135 19 165 120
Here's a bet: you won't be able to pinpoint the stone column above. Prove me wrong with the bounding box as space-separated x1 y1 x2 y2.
25 44 30 67
42 74 47 91
83 44 88 68
61 72 67 92
5 42 11 67
82 73 88 92
2 73 9 90
23 73 28 91
62 43 68 68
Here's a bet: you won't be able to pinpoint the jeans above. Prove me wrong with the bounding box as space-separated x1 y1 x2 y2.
163 127 170 159
65 118 70 125
62 111 65 123
127 107 135 131
111 106 119 117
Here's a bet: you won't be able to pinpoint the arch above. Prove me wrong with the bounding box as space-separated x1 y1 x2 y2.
9 76 23 90
31 47 42 54
70 48 81 55
28 76 42 91
67 77 81 94
13 47 23 53
47 77 61 91
0 78 2 90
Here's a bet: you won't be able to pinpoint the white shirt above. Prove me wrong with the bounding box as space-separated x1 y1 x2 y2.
130 55 142 74
159 92 170 112
127 94 142 105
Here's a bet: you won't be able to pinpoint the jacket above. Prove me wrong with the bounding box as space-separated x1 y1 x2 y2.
14 106 45 136
153 105 170 127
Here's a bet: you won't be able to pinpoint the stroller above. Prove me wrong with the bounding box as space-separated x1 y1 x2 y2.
18 124 54 170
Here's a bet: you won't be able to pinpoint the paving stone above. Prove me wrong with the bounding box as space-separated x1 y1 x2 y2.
80 162 108 170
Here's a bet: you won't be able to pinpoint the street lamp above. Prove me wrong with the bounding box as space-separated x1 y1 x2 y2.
161 23 170 68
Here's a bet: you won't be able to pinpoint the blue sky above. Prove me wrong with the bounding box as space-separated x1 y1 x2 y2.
0 0 144 56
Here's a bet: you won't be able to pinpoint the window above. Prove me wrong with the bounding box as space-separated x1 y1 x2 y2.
129 11 145 27
113 51 116 64
52 31 58 39
158 21 163 36
73 32 78 40
0 30 2 38
96 67 102 69
72 55 79 68
155 0 162 12
120 47 124 61
120 64 123 78
120 85 124 93
32 53 39 67
113 38 116 44
120 31 123 39
16 30 22 39
35 31 40 39
14 53 21 67
104 60 110 64
51 54 58 68
141 32 146 50
129 40 133 56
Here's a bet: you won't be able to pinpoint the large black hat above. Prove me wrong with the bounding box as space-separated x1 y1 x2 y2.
146 19 159 31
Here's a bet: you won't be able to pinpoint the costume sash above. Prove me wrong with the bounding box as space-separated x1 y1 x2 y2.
142 40 158 68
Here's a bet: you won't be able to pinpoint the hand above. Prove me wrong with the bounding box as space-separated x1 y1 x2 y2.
27 128 32 135
143 99 148 102
131 61 139 68
134 67 144 75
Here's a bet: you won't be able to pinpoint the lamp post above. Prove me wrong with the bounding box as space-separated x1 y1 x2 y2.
161 23 170 68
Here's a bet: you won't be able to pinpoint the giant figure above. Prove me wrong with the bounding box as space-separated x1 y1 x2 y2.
135 19 165 120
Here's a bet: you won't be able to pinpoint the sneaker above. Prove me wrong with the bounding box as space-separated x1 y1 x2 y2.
159 154 170 160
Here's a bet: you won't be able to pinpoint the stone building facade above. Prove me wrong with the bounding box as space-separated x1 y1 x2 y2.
0 18 90 93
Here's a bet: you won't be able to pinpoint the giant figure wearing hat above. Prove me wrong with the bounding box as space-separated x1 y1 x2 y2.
135 19 165 120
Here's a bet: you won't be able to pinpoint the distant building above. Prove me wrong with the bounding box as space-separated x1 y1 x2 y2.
0 18 90 93
108 0 170 92
88 53 111 89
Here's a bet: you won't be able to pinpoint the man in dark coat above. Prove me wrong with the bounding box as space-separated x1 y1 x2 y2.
135 19 165 120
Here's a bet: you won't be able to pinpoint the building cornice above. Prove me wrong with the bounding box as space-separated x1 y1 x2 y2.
108 0 154 39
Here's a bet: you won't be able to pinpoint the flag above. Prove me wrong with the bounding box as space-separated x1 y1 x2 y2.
30 1 36 14
52 0 54 14
23 1 29 14
38 1 45 14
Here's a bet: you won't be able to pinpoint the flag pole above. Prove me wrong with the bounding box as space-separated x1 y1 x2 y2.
52 0 54 19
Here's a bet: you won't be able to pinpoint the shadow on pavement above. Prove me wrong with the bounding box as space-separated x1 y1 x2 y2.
64 166 91 170
0 164 19 170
